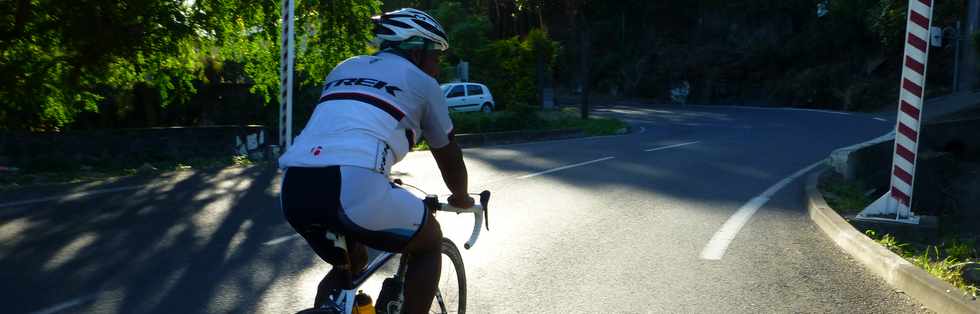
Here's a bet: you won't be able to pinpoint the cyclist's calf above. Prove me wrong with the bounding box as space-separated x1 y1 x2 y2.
403 214 443 314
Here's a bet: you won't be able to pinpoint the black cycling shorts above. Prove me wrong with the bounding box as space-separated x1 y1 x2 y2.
280 166 428 260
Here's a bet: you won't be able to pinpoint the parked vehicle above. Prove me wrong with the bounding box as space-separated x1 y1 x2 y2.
440 83 495 113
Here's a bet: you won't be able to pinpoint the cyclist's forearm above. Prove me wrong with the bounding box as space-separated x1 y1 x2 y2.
431 141 468 196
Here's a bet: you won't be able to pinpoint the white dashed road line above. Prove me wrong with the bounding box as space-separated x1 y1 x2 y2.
645 141 700 152
516 156 616 179
699 160 824 260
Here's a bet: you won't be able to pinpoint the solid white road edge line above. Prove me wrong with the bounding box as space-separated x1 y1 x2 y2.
645 141 700 152
516 156 616 179
699 160 824 260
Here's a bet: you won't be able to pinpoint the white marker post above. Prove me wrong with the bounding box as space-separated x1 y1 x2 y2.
857 0 934 225
278 0 296 153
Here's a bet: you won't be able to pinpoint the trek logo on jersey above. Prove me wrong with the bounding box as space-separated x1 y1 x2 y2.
322 78 402 97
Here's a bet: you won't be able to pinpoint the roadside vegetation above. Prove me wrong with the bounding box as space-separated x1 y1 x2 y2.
410 108 625 151
865 230 979 298
4 1 974 133
819 173 874 215
821 173 980 298
450 108 625 135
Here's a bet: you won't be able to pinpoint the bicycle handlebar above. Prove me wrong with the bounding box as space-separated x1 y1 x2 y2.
433 190 490 249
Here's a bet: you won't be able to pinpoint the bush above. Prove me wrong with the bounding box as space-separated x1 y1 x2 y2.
471 29 557 112
449 111 541 134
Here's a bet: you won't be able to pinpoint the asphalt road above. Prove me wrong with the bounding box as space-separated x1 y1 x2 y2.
1 103 931 313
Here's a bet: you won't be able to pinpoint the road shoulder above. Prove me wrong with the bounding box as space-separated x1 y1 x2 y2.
805 168 980 314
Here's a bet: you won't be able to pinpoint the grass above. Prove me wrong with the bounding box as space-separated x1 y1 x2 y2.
865 230 979 298
822 173 980 298
819 172 874 214
0 154 263 190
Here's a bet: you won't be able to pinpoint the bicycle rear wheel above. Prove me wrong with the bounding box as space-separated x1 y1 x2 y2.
431 238 465 314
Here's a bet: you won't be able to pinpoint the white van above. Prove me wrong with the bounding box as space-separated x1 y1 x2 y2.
440 83 495 113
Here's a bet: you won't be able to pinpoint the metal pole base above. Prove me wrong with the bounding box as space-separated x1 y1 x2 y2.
855 193 921 225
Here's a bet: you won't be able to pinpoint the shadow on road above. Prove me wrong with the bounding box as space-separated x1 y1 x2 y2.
0 165 315 313
0 104 892 313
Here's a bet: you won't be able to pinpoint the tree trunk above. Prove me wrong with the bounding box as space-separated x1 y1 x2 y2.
963 0 980 90
578 14 591 120
493 0 502 38
537 5 546 32
537 49 545 109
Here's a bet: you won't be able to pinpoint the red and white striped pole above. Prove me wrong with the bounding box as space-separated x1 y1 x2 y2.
278 0 296 153
858 0 934 224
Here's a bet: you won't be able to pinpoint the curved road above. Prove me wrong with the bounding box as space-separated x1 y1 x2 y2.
0 103 929 313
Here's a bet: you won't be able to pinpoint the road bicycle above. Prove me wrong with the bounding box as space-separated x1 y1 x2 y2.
296 180 490 314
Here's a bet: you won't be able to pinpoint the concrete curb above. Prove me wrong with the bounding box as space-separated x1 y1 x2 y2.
805 168 980 314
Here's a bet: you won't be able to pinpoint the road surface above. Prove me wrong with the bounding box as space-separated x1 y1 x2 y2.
0 103 929 313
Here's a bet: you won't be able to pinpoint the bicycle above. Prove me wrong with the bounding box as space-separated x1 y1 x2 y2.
295 179 491 314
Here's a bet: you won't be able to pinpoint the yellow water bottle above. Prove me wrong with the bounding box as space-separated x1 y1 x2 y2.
354 290 375 314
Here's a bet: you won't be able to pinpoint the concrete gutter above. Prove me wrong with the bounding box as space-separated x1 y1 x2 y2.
805 168 980 314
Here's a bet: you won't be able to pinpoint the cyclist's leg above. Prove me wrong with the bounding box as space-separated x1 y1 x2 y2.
314 237 367 307
402 212 442 314
281 166 364 307
335 166 441 314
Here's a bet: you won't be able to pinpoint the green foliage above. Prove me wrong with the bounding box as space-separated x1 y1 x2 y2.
432 1 491 63
865 230 979 297
943 239 976 261
4 0 972 129
865 230 910 255
0 0 379 131
908 247 975 297
821 174 874 213
1 0 198 130
296 0 380 86
449 111 539 133
471 29 557 111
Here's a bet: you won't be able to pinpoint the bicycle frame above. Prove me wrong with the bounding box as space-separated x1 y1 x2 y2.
316 190 490 314
325 247 396 313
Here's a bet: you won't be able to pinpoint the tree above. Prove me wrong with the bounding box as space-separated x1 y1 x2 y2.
0 0 380 131
1 0 197 131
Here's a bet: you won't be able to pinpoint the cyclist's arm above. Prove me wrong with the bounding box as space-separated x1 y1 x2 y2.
431 141 470 204
418 77 473 208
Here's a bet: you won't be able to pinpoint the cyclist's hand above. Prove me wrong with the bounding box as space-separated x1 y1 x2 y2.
448 194 474 209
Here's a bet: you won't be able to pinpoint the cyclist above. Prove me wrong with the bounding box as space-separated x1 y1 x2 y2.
278 8 473 314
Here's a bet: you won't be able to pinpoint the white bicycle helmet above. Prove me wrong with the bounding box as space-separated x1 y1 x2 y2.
372 8 449 51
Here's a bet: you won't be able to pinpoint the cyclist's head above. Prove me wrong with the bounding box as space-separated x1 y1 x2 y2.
372 8 448 51
371 8 447 77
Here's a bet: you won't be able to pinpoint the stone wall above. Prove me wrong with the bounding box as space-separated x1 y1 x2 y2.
0 126 268 172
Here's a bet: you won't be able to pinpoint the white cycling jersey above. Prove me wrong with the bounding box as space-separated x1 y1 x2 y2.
278 51 454 175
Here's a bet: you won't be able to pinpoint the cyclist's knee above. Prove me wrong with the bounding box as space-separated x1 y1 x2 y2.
427 216 442 239
407 215 441 253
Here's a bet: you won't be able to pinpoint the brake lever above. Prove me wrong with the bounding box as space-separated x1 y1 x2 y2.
479 190 490 231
